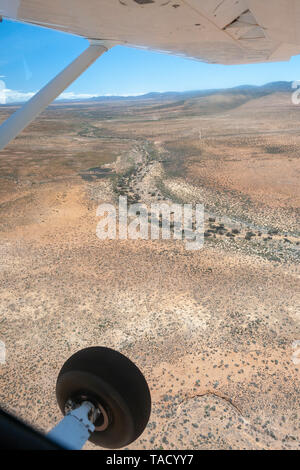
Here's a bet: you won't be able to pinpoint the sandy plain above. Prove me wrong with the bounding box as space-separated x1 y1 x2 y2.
0 85 299 449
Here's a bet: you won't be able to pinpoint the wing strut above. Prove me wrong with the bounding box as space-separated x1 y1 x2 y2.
0 40 111 151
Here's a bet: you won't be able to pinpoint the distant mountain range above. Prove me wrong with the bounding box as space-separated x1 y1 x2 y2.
0 81 294 106
73 81 294 103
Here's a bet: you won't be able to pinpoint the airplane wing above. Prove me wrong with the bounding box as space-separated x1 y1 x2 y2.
1 0 300 65
1 0 299 150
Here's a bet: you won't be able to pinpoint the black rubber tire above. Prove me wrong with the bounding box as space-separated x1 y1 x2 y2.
55 347 151 449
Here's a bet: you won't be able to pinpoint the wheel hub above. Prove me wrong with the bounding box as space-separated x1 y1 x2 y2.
64 395 110 432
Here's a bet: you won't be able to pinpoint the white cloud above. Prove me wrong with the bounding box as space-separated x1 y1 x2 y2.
102 92 145 97
0 86 147 105
59 92 146 100
0 86 35 104
59 91 101 101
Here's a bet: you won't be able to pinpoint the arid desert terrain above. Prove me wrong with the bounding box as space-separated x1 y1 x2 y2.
0 82 299 449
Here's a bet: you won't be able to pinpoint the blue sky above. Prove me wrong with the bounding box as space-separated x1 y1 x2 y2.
0 18 300 102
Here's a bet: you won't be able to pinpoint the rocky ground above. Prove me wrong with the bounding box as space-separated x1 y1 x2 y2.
103 141 299 264
0 91 299 450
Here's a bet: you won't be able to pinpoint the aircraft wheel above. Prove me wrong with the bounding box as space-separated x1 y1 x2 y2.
55 347 151 449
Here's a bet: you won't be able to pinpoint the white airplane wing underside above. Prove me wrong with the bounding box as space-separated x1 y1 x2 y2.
1 0 300 64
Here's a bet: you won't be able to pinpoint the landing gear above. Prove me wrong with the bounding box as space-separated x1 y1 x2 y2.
49 347 151 449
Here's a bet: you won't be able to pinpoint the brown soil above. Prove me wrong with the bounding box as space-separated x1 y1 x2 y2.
0 91 299 450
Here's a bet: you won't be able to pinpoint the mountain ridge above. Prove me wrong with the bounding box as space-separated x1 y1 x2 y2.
0 81 294 106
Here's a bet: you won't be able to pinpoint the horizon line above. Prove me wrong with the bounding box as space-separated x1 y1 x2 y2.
0 79 294 106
